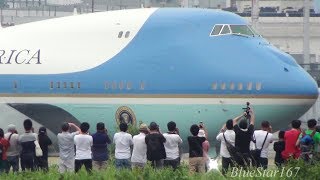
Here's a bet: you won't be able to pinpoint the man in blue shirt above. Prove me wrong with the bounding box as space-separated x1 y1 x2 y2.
91 122 111 170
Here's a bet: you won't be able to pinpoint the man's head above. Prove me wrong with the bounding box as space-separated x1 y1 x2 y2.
61 122 70 132
149 122 158 131
7 124 16 133
139 123 149 134
190 124 200 136
278 130 285 139
0 128 4 138
167 121 176 132
119 123 128 132
307 119 317 129
97 122 105 131
80 122 90 133
23 119 33 131
261 121 270 130
291 120 301 129
226 119 233 130
239 119 248 129
39 127 46 135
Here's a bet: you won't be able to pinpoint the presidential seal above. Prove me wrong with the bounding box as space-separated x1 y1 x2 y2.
115 106 136 125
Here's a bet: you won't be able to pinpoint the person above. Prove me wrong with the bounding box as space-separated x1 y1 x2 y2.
91 122 111 170
4 124 19 173
274 131 285 168
19 119 37 171
233 108 255 168
36 127 52 171
282 120 301 161
57 122 81 173
145 122 166 169
216 119 236 175
113 123 133 169
188 124 206 173
252 121 273 169
299 119 320 161
131 123 149 169
198 124 210 172
0 128 10 173
74 122 93 173
163 121 183 170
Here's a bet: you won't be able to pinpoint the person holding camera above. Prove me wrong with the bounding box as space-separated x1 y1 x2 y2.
233 108 255 168
252 121 273 169
145 122 166 169
163 121 182 170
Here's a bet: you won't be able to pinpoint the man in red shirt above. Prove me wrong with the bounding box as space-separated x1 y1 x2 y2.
0 128 10 173
282 120 301 160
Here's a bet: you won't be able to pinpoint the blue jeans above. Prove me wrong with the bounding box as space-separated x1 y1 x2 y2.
6 156 19 173
115 159 131 169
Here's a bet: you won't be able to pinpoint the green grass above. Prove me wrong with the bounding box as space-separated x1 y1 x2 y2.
1 160 320 180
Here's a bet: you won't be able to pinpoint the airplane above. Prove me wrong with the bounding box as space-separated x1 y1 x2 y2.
0 8 318 151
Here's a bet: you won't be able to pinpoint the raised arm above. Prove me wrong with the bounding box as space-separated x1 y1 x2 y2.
233 113 246 126
69 123 81 132
249 108 255 125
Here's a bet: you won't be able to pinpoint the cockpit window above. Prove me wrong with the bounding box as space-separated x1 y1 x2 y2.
210 24 260 37
220 25 231 34
211 25 223 35
230 25 254 36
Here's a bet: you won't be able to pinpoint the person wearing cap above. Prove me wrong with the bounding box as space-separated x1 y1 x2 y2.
131 123 149 168
145 122 166 169
4 124 19 173
163 121 182 170
57 122 81 173
113 123 133 169
91 122 111 170
36 127 52 171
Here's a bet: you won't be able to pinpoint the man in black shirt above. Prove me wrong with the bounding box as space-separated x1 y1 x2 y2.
145 122 166 169
36 127 52 171
233 108 255 168
188 124 206 173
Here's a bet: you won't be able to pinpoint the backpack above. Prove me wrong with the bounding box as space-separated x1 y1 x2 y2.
300 130 316 161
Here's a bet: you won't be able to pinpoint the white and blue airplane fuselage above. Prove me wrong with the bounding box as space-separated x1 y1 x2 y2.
0 8 318 147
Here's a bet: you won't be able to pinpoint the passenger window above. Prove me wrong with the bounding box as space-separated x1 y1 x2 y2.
105 82 109 89
112 82 117 89
70 82 74 89
238 83 243 90
118 31 123 38
220 25 231 34
140 82 145 90
230 82 235 90
221 83 226 90
50 82 53 89
127 82 132 90
247 82 252 90
119 81 124 90
63 82 67 89
211 82 217 90
77 82 81 89
211 25 223 35
125 31 130 38
256 82 262 90
57 82 60 89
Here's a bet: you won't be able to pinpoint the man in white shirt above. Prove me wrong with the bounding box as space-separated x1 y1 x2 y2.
163 121 182 170
131 123 149 168
57 122 80 173
113 123 133 169
4 124 20 173
216 119 236 175
74 122 93 173
252 121 273 169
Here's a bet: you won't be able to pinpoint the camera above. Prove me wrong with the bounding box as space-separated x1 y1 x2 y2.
242 102 251 118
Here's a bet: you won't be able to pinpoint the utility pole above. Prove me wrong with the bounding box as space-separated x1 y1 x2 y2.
303 0 310 63
92 0 94 13
251 0 259 29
